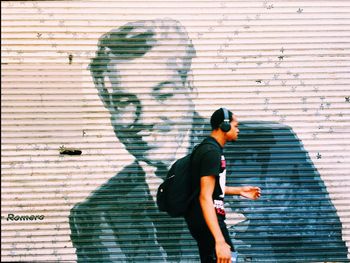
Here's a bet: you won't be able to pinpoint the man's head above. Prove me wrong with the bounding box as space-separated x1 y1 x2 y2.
89 19 197 167
210 108 239 142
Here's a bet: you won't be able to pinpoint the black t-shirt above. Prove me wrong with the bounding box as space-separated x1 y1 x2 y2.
186 137 233 250
191 136 227 218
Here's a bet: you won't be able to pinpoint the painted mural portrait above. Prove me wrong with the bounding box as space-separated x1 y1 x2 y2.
69 19 348 262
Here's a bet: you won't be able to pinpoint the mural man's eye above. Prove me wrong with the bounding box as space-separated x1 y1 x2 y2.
157 93 173 102
117 98 132 109
154 82 177 103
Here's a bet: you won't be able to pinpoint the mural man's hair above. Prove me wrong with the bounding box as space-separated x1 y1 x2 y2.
89 19 196 106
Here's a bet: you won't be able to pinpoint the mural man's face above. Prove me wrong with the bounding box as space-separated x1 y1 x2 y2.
105 47 195 167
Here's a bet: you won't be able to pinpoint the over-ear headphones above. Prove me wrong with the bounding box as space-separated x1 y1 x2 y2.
219 108 231 132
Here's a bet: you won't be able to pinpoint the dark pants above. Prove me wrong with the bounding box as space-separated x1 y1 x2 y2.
195 226 216 262
185 214 234 263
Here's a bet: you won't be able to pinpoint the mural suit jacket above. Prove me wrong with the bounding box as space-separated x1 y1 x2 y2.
69 114 348 262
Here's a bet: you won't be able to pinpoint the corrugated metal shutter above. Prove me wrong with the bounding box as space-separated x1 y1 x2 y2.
2 1 350 262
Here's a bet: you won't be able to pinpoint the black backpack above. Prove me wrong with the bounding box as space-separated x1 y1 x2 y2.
156 140 217 217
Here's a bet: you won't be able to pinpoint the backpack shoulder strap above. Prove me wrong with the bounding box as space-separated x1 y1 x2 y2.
190 138 220 160
194 138 220 151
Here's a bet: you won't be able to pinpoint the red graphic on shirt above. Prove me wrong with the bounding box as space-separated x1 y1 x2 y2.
214 200 226 216
221 158 226 170
216 207 226 216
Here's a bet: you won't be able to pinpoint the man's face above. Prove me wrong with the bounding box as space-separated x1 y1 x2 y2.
104 47 195 167
226 115 240 142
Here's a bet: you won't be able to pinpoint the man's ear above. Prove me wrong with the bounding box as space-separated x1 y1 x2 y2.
94 76 112 109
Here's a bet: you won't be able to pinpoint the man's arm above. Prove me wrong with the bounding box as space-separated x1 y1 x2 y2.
225 186 261 200
200 175 231 263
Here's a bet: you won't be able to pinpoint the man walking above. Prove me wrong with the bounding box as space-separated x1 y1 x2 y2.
185 108 261 263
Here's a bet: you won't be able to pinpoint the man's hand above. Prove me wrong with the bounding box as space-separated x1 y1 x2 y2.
239 186 261 200
215 240 232 263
